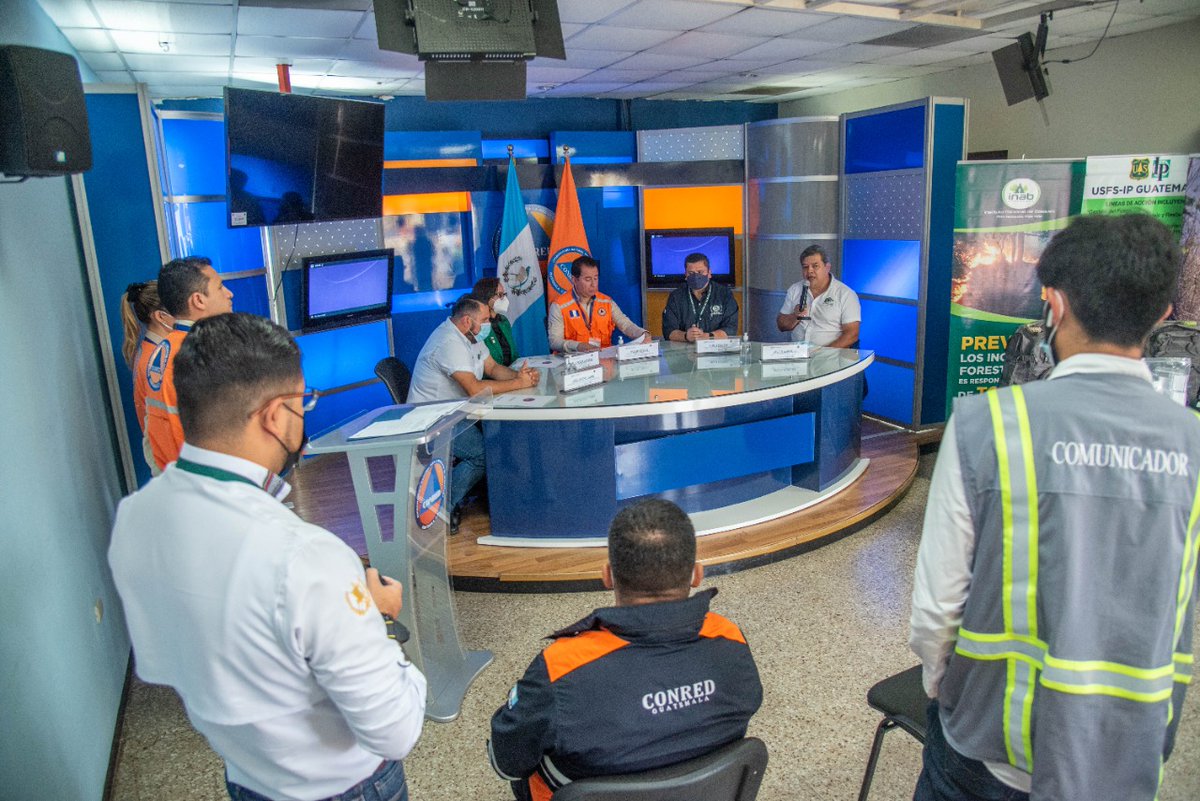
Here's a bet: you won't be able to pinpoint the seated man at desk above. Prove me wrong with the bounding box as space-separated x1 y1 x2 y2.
777 244 861 348
662 253 740 342
409 296 540 531
488 499 762 801
548 256 649 352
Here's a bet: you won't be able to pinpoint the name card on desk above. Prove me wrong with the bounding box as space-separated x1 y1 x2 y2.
757 341 811 361
618 360 661 380
761 361 810 379
561 365 603 393
564 350 600 371
696 337 740 354
697 355 741 370
616 340 660 361
564 386 606 407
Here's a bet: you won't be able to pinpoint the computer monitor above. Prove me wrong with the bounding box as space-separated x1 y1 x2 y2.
644 228 735 288
301 249 394 331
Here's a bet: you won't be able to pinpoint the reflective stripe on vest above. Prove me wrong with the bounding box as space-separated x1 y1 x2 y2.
954 386 1200 775
145 398 179 415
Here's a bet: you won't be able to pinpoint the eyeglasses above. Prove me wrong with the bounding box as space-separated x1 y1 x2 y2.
281 387 322 412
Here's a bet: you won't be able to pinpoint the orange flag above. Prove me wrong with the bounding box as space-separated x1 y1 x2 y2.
545 154 591 304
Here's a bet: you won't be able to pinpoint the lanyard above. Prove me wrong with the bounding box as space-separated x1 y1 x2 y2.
687 285 713 327
573 292 593 329
176 457 261 489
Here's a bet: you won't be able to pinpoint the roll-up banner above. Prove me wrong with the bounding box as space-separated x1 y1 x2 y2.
1082 155 1189 236
1180 159 1200 322
946 161 1083 412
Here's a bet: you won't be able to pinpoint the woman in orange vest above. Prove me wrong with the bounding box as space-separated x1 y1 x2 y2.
120 281 174 475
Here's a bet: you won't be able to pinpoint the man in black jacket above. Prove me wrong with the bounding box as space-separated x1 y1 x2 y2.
662 253 740 342
488 499 763 801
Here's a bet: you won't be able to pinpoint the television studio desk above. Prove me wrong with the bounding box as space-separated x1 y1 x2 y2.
479 342 874 547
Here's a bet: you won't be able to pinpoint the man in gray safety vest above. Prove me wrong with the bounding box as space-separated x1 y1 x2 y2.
910 213 1200 801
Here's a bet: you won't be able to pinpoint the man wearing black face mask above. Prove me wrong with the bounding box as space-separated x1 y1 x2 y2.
662 253 740 343
109 313 428 801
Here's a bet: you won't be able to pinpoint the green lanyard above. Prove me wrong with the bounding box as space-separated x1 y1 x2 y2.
687 285 713 327
176 457 262 490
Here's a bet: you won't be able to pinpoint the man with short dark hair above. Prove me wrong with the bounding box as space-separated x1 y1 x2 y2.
777 244 860 348
409 295 541 529
663 253 740 342
110 313 427 801
144 255 234 469
910 214 1200 801
488 499 762 801
548 256 649 352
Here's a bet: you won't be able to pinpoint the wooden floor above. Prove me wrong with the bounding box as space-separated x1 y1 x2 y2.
290 418 924 593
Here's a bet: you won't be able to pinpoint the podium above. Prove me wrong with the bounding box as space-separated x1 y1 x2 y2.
307 394 493 722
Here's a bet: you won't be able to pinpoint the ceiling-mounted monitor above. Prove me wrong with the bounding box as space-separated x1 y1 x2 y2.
224 87 384 227
992 31 1050 106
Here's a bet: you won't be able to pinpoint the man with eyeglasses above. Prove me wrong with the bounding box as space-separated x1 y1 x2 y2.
109 313 427 801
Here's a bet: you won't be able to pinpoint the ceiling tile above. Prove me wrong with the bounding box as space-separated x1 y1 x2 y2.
534 82 632 96
602 0 740 31
134 70 230 85
587 68 670 82
650 69 710 85
326 59 421 79
231 71 323 90
235 35 349 59
727 37 839 62
149 84 227 99
556 0 640 25
61 28 117 52
754 59 844 76
236 7 364 38
92 1 234 35
79 52 128 71
97 70 135 84
875 47 973 66
35 0 102 28
697 8 829 37
648 31 765 59
124 54 231 72
800 16 916 44
316 76 395 93
565 25 679 51
822 43 916 62
110 30 232 56
233 57 336 75
531 50 636 70
526 66 597 82
605 51 714 71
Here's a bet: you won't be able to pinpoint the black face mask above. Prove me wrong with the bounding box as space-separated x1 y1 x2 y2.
273 405 308 478
686 272 709 292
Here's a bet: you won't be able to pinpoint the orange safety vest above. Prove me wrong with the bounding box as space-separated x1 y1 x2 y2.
557 292 617 348
132 332 164 433
144 323 190 469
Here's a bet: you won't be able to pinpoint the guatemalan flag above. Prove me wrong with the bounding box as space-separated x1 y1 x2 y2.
498 155 549 356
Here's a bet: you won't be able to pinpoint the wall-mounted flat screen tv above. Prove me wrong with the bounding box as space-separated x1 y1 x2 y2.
224 87 384 228
644 228 735 288
301 249 394 331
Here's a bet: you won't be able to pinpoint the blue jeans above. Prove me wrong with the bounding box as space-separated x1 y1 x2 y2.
226 760 408 801
451 423 485 510
914 702 1029 801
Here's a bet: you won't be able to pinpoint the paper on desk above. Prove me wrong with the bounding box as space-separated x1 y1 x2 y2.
349 401 465 440
521 355 562 369
494 393 556 408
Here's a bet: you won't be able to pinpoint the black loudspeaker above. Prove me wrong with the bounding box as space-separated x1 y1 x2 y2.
0 45 93 177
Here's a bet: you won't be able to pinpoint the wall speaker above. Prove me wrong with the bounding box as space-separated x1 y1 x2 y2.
0 45 92 177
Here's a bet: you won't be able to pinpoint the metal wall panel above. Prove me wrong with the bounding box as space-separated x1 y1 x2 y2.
746 118 839 179
748 179 839 237
747 238 823 292
637 124 744 163
268 218 383 265
843 171 926 239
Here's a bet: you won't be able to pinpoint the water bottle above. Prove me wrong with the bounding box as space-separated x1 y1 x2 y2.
740 332 751 365
615 333 625 347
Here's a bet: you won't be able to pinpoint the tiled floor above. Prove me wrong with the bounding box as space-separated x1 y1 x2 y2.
109 453 1200 800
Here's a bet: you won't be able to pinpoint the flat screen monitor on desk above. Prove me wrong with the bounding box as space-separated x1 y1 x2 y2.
644 228 735 288
301 249 394 331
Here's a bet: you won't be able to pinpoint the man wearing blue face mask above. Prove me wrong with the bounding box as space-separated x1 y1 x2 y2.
662 253 740 342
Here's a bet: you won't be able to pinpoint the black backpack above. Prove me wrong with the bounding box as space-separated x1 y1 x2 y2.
999 322 1055 387
1144 321 1200 407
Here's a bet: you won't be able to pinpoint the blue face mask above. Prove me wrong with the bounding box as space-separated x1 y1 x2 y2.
686 272 709 292
478 322 493 341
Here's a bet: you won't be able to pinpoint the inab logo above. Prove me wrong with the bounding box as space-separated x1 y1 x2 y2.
1001 178 1041 210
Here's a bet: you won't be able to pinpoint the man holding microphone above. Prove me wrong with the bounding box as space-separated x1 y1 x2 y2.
777 244 860 348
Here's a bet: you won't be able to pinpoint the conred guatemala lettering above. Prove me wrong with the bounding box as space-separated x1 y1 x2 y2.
1050 441 1189 477
642 680 716 715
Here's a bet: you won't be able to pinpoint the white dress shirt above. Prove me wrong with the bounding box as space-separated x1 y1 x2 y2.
910 353 1153 792
408 318 488 403
109 444 427 801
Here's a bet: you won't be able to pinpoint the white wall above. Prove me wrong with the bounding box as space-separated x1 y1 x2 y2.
780 16 1200 159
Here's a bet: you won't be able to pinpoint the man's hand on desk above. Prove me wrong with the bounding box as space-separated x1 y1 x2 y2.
518 366 541 388
685 326 706 343
576 341 600 352
366 568 403 620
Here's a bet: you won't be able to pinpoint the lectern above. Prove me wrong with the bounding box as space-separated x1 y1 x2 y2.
307 394 492 722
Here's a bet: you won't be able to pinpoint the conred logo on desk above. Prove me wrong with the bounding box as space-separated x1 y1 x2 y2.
414 459 447 530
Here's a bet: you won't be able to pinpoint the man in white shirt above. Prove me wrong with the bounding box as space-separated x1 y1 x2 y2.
408 295 541 529
909 214 1200 801
109 313 427 801
776 244 861 348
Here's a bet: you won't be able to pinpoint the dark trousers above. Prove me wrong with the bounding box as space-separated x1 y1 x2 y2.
913 702 1030 801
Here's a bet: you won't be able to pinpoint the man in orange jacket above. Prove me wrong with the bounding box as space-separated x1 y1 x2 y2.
547 256 650 353
144 256 234 470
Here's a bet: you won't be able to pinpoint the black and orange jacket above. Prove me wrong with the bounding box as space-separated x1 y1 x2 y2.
488 589 762 801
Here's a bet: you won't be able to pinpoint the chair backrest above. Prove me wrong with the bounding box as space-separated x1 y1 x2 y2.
374 356 411 404
550 738 768 801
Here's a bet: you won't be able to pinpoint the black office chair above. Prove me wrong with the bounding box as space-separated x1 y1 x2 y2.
551 738 768 801
374 356 411 404
857 665 929 801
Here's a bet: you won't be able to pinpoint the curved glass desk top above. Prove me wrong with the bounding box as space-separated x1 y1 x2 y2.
485 342 873 420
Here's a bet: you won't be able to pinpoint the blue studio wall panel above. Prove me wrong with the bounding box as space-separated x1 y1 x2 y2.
160 117 225 196
858 299 918 364
306 382 393 438
384 130 481 161
863 361 915 423
550 130 636 163
295 319 391 390
84 91 167 488
844 104 925 174
171 201 265 273
226 274 271 318
841 239 921 300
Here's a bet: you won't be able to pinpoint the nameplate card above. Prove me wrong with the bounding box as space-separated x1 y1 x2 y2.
564 350 600 372
564 386 606 407
761 361 810 379
616 340 660 362
695 337 740 354
696 355 741 370
758 341 811 361
561 365 603 393
618 360 661 380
